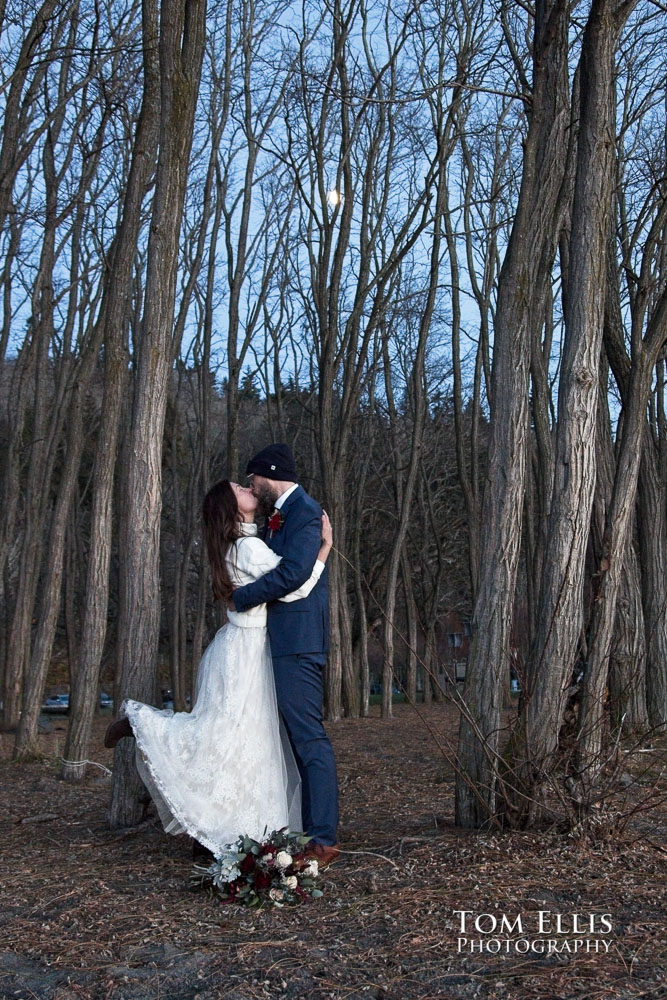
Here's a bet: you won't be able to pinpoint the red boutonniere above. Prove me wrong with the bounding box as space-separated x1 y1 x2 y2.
267 509 284 538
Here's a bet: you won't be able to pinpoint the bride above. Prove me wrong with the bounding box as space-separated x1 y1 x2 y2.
104 479 332 858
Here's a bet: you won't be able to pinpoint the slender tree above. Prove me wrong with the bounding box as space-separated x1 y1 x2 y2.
62 0 161 781
110 0 206 827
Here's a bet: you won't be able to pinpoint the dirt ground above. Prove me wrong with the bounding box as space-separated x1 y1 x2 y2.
1 704 665 1000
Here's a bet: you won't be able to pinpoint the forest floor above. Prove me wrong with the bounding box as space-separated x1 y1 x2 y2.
1 704 665 1000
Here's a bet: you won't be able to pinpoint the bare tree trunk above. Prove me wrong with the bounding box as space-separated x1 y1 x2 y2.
604 218 667 733
109 0 206 827
14 373 91 756
525 284 557 638
575 30 666 777
339 513 360 719
445 174 481 595
168 441 199 709
12 73 112 755
422 623 437 706
382 263 441 717
578 347 662 776
517 0 638 813
61 0 160 781
64 501 80 682
456 0 572 828
188 149 219 702
638 389 667 730
402 552 418 705
324 530 348 721
608 537 648 733
2 116 66 729
588 362 648 736
0 210 21 366
352 617 370 718
164 384 187 711
2 5 106 732
0 341 36 710
601 208 667 736
347 405 377 719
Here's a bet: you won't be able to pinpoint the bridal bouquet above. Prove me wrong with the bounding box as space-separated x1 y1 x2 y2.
192 829 323 907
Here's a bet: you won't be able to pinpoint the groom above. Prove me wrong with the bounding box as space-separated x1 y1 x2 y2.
232 443 340 866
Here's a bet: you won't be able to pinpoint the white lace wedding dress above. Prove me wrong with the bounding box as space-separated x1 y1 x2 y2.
120 522 324 857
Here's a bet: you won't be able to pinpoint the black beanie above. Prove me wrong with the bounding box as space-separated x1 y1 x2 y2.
245 443 297 481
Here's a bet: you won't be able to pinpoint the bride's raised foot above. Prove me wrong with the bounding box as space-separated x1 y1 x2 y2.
104 716 133 748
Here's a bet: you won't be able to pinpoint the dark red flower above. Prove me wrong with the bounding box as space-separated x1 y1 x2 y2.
254 870 271 891
267 510 284 535
240 854 255 874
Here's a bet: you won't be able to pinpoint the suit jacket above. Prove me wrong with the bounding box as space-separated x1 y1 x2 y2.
231 486 329 656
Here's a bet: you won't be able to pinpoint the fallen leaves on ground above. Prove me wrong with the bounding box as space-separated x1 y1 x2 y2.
1 705 665 1000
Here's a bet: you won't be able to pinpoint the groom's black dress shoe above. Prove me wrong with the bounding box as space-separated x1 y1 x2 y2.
104 717 133 748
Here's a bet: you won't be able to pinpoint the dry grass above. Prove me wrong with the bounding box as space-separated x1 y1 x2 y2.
1 705 665 1000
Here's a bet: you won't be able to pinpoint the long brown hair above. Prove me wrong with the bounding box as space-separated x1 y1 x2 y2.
202 480 241 603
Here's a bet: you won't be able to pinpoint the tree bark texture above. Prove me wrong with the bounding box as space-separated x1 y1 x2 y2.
588 368 648 736
638 410 667 730
518 0 637 812
61 0 161 782
109 0 206 827
456 0 572 828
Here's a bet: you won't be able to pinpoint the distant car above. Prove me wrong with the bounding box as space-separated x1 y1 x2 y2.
42 693 69 713
100 691 113 709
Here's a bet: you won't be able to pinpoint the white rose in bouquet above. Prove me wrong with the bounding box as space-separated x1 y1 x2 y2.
275 851 292 869
283 875 298 890
269 887 284 901
303 860 319 877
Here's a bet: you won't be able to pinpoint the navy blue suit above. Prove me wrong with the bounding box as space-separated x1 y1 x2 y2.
232 486 338 845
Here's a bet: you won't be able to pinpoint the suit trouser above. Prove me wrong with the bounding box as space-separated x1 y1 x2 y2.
271 652 338 845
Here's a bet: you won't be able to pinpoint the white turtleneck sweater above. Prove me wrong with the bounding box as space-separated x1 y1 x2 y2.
225 521 325 628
